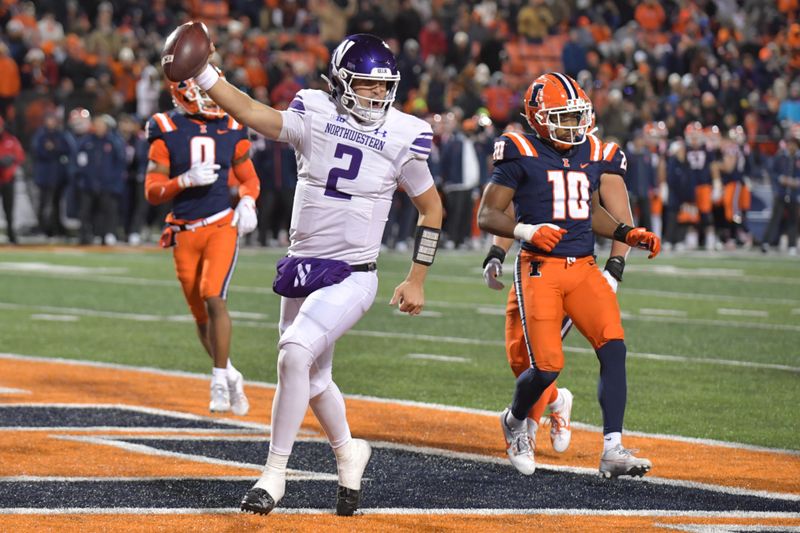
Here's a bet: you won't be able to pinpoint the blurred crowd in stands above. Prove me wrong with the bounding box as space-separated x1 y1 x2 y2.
0 0 798 254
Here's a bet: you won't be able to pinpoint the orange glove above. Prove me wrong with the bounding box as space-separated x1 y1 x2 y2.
625 227 661 259
513 223 568 252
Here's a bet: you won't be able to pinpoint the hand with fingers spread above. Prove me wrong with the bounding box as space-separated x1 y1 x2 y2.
177 161 220 188
514 223 567 252
232 195 257 234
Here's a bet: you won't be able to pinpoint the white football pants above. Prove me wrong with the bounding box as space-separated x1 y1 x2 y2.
268 271 378 455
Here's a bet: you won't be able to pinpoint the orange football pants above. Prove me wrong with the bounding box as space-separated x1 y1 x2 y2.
695 184 713 214
172 211 238 324
505 252 624 420
723 182 751 222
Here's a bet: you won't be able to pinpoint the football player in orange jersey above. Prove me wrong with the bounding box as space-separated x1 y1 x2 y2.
482 172 635 457
478 72 659 478
144 73 260 416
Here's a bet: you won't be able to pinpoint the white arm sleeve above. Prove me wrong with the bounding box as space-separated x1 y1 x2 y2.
277 110 305 152
398 158 435 198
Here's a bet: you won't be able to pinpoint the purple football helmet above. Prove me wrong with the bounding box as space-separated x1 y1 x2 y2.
327 34 400 125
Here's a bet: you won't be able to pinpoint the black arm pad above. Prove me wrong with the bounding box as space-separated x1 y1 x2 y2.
482 245 507 268
613 223 634 243
604 255 626 282
412 226 440 266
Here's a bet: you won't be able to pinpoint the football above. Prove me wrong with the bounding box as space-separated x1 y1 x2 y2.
161 22 211 82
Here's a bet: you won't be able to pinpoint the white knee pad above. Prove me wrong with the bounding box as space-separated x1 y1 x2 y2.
276 343 314 381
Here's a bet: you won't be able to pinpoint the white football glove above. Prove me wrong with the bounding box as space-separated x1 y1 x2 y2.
483 257 504 290
177 161 220 188
602 269 619 293
232 195 257 235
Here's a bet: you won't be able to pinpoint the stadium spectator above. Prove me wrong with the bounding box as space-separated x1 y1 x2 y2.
117 114 149 245
248 129 296 248
0 116 24 244
762 137 800 255
441 113 482 249
0 43 20 120
30 112 73 238
517 0 554 44
74 114 125 245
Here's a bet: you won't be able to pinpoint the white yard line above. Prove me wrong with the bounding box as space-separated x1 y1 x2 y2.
718 308 769 318
407 353 470 363
639 308 688 317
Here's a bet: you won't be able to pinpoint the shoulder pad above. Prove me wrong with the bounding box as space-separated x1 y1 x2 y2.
404 115 433 161
289 89 333 115
226 116 245 131
600 141 627 176
493 132 538 162
146 113 178 142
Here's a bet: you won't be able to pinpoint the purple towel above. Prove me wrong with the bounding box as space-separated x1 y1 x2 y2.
272 256 353 298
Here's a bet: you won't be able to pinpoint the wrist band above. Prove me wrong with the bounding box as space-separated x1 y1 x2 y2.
604 255 625 282
412 226 440 266
483 245 507 268
195 64 220 91
612 223 634 244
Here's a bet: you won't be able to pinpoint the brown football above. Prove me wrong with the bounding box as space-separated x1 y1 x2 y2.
161 22 211 82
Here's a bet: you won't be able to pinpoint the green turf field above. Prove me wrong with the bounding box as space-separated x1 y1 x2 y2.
0 246 798 450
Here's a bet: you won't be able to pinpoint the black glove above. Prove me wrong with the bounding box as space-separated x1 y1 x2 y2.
604 255 626 282
482 245 507 268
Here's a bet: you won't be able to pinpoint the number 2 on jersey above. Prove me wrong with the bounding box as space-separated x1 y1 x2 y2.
547 170 590 220
325 143 363 200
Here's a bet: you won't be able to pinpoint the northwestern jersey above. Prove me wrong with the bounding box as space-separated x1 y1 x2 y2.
145 111 247 220
490 132 627 257
277 89 434 264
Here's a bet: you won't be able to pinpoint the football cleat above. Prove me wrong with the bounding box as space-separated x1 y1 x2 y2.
209 382 230 413
240 487 277 515
599 444 652 478
548 388 573 453
335 438 372 516
227 368 249 416
500 408 536 475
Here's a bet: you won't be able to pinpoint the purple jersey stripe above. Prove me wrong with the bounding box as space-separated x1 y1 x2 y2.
412 137 433 149
288 98 306 113
410 146 430 154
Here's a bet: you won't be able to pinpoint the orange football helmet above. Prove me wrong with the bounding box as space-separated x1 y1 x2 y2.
169 67 225 119
523 72 593 150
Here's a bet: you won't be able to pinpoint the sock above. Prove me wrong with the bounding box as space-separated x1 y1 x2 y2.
603 431 622 452
211 367 228 386
504 410 527 431
527 419 538 441
253 450 289 501
226 359 238 374
333 438 366 490
596 339 627 435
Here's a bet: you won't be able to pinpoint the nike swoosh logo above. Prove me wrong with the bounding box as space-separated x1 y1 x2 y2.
580 163 590 168
218 130 228 134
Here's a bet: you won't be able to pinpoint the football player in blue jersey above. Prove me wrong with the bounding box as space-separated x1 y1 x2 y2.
144 73 260 418
477 72 660 478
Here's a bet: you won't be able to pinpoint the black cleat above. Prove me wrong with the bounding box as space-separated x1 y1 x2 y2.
335 485 362 516
240 488 277 515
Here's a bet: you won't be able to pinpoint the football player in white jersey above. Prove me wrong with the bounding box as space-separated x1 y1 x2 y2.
180 33 443 516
